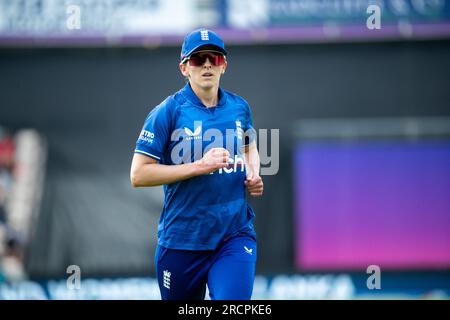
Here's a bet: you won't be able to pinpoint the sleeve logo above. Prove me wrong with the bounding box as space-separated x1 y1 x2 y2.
138 130 155 144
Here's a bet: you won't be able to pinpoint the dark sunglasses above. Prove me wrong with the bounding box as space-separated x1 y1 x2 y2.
186 51 226 67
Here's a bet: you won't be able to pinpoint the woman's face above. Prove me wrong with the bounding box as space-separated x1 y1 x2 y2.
179 51 227 91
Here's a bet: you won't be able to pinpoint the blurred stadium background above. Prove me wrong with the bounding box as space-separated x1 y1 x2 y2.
1 0 450 299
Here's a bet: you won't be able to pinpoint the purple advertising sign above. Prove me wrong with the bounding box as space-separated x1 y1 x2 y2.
295 140 450 270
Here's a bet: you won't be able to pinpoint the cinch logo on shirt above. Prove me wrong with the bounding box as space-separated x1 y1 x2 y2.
184 125 202 141
210 155 245 175
138 130 155 144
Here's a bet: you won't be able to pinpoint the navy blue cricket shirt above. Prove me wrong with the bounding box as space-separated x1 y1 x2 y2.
135 83 257 250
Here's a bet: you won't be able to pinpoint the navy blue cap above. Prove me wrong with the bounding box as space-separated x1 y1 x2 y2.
180 28 227 62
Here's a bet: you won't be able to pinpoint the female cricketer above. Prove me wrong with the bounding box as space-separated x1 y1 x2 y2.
130 29 263 300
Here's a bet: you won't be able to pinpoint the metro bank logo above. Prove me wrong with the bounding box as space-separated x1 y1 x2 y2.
139 130 155 144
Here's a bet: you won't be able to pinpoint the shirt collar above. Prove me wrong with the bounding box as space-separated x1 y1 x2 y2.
181 82 227 108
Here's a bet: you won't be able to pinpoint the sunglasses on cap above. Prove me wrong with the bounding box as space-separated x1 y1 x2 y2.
184 51 226 67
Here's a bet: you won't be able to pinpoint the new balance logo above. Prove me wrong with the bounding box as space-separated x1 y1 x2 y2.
200 30 209 40
244 246 253 255
163 270 171 289
184 125 202 140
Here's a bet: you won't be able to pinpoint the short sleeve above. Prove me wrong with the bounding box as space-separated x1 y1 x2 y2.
244 102 257 146
134 102 172 162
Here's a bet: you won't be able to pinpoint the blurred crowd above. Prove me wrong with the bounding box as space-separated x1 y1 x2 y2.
0 126 26 282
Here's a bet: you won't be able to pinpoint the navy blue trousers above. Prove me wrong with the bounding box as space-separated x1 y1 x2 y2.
155 234 257 300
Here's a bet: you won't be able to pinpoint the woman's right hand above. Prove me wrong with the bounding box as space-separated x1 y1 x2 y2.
195 147 230 175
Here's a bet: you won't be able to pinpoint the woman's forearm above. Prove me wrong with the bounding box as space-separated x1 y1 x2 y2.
244 143 261 177
131 162 201 187
131 148 231 187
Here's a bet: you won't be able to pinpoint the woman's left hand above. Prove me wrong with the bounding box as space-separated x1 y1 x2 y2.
245 173 264 197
